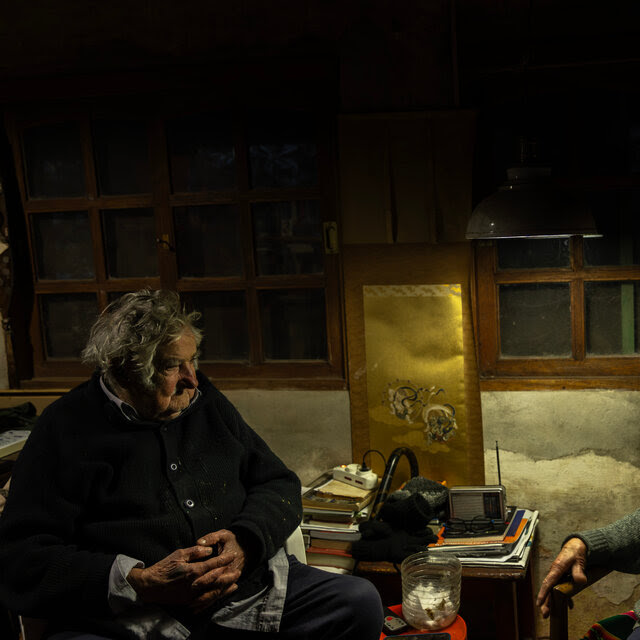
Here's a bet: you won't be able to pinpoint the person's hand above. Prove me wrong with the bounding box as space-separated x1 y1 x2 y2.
187 529 250 613
536 537 588 618
127 543 240 611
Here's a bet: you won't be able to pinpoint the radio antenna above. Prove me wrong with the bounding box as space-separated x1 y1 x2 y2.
495 440 502 486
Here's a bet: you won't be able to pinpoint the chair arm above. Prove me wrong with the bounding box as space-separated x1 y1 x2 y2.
549 566 612 640
284 526 307 564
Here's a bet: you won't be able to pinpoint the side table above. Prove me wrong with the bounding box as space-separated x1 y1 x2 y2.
355 551 536 640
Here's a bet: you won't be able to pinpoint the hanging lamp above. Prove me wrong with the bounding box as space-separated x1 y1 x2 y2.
465 164 601 240
466 0 600 240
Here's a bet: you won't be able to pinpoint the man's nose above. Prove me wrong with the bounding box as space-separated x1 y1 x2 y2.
179 362 198 387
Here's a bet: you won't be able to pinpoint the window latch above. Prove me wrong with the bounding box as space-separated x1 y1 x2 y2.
323 221 339 255
156 234 175 252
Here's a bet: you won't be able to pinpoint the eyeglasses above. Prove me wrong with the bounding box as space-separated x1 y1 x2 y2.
445 516 506 536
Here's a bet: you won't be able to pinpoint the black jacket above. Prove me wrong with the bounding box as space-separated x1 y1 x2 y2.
0 372 301 636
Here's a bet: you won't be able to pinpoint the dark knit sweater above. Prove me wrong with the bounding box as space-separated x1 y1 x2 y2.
0 372 302 637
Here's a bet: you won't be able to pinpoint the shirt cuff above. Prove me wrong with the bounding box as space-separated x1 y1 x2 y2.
108 554 146 615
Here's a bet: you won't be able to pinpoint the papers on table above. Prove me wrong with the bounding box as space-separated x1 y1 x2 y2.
428 508 539 568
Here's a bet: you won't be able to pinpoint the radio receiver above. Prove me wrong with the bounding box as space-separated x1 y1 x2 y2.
448 441 507 521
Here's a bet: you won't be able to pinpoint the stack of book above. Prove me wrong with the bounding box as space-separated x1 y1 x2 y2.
0 430 30 459
300 472 378 574
0 430 30 487
428 507 539 569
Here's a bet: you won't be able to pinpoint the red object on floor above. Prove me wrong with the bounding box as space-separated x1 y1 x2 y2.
379 604 467 639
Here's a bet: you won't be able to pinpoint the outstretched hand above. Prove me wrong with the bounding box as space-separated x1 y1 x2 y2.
536 537 588 618
127 529 246 612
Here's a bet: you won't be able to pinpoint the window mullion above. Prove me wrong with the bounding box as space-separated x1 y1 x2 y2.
475 241 500 373
571 278 585 361
88 206 107 285
571 235 584 271
570 236 585 361
150 117 176 290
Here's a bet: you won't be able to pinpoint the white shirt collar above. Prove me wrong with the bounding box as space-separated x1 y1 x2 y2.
100 376 201 422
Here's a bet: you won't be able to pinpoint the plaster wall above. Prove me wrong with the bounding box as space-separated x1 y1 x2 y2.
224 389 352 487
482 390 640 639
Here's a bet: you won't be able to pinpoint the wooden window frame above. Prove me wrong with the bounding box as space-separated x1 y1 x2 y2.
473 237 640 390
5 103 345 390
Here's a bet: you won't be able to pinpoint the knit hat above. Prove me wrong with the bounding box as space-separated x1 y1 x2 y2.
377 476 449 532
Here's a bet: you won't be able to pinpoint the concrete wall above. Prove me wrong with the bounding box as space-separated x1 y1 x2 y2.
224 389 352 487
482 390 640 639
0 383 353 489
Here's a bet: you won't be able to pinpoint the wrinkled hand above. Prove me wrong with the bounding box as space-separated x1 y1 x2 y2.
536 537 588 618
127 537 241 612
188 529 249 611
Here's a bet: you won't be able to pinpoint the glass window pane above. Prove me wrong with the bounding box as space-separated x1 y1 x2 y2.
107 292 130 305
167 114 235 192
252 200 323 275
584 191 640 266
102 208 158 278
31 211 94 280
185 291 249 361
40 293 98 358
23 122 86 198
174 205 242 277
259 289 327 360
248 112 318 188
499 283 571 357
585 281 640 355
93 119 151 195
497 238 570 269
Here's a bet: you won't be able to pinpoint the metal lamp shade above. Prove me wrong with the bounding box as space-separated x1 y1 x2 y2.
466 167 600 240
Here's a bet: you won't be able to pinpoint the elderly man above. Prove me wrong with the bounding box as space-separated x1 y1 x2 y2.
0 290 383 640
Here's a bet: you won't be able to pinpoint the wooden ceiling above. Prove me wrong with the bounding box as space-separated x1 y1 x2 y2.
2 1 637 83
0 0 636 128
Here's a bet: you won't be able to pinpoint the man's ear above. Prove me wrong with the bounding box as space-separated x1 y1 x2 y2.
109 363 147 394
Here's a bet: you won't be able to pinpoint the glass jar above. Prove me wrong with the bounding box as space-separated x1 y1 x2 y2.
400 550 462 630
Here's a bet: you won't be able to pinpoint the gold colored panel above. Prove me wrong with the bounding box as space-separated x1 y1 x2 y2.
364 284 469 485
343 243 484 487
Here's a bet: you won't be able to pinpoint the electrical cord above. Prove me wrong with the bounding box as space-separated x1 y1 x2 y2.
360 449 386 472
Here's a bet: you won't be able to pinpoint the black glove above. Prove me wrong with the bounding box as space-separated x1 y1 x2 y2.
352 520 437 564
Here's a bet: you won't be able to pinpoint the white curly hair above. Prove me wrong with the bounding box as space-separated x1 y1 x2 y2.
81 289 202 391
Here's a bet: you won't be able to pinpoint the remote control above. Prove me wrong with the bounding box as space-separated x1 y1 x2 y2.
382 607 409 635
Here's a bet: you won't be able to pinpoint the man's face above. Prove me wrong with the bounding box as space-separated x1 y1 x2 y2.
135 329 199 421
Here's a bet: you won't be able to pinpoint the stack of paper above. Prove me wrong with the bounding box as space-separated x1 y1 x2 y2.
428 508 539 568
